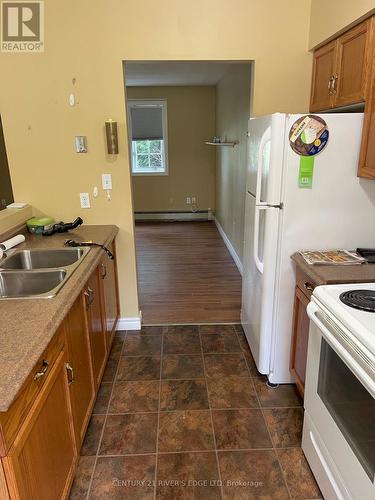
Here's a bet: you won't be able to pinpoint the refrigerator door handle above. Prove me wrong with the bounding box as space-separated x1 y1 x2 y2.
255 126 272 206
253 205 267 274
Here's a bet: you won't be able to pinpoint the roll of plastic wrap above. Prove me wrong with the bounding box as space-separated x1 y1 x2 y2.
0 234 25 251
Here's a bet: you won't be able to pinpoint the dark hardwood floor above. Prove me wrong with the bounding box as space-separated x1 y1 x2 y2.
135 221 242 324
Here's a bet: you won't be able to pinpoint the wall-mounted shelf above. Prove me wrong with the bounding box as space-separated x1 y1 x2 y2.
205 141 238 147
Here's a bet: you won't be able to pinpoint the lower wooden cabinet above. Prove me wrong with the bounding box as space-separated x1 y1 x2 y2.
100 242 120 351
2 351 76 500
65 295 95 449
0 237 120 499
290 286 311 397
84 268 107 389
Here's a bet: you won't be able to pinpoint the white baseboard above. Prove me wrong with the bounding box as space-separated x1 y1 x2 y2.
117 316 141 331
135 211 210 222
214 216 243 276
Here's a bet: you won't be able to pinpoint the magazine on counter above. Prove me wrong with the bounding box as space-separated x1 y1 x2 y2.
299 249 366 266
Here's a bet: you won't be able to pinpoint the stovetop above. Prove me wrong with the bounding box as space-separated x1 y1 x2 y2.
313 282 375 356
340 289 375 312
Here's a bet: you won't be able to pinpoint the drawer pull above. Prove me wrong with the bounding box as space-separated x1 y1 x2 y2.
66 363 75 385
304 282 314 292
34 360 49 381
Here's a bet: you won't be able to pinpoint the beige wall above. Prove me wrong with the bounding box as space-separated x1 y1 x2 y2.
309 0 375 48
127 86 216 212
215 64 252 262
0 0 313 318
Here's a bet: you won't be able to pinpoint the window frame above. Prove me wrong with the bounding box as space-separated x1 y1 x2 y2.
127 99 169 176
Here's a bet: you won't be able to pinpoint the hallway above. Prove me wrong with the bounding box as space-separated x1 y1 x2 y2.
135 222 242 324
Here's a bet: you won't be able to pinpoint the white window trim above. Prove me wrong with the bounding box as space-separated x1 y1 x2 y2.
127 99 169 176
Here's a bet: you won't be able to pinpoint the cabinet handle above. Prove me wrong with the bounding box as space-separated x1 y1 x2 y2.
332 74 338 94
328 76 334 94
34 360 49 381
304 282 314 292
101 263 107 279
84 287 94 307
66 363 75 385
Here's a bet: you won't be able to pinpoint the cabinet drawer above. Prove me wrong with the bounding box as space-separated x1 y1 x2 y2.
296 269 317 299
0 324 65 455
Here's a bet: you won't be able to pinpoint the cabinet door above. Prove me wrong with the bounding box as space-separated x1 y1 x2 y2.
3 351 76 500
85 268 106 389
99 242 120 351
310 40 336 112
65 295 95 449
290 286 311 397
334 20 371 107
358 17 375 179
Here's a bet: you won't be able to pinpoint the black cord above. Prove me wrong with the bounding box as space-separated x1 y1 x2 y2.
64 239 114 260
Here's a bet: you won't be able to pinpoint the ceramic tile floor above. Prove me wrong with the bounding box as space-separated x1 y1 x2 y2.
69 325 323 499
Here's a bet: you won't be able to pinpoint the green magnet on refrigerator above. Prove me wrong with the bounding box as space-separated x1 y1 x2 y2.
298 156 314 188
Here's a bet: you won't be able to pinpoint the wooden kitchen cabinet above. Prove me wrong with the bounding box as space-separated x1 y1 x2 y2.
84 267 106 389
99 242 120 352
0 231 120 499
334 20 371 107
290 285 312 397
65 295 95 450
310 40 337 111
2 350 76 500
358 17 375 179
290 268 318 398
310 19 372 111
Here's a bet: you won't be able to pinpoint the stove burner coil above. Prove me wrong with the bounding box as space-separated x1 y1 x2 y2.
339 290 375 312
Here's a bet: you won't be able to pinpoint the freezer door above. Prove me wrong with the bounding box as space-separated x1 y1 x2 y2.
241 192 281 374
246 113 286 205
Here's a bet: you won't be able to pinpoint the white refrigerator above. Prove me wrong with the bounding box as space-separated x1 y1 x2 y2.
241 112 375 384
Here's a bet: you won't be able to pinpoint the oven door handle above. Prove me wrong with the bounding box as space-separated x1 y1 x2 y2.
307 302 375 398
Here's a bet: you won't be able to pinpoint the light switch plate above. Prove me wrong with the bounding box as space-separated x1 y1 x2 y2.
75 136 87 153
102 173 112 190
80 192 90 208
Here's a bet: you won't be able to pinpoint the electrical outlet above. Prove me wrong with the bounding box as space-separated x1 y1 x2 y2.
191 196 196 204
102 173 112 190
80 192 91 208
186 197 191 205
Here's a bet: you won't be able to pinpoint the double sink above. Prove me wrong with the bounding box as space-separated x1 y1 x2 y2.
0 248 90 299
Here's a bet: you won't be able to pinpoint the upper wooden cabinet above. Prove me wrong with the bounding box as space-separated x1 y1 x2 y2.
310 19 372 111
310 40 337 111
358 18 375 179
335 21 371 107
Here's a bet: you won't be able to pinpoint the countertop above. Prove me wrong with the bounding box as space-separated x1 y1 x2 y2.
0 225 118 412
292 252 375 286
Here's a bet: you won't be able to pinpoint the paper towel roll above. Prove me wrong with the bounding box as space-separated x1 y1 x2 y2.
0 234 26 251
0 248 3 260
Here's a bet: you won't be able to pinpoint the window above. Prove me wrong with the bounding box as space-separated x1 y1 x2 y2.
128 100 168 175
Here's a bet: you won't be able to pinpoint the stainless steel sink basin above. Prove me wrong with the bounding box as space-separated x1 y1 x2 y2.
0 248 89 270
0 246 90 299
0 270 67 299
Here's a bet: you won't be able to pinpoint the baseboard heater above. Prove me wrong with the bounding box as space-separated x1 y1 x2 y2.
135 210 212 222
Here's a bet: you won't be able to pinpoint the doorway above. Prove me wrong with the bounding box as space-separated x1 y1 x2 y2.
123 61 252 324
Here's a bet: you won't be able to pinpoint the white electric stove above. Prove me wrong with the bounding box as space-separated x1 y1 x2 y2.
303 282 375 500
